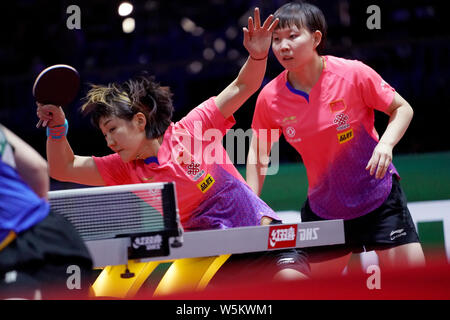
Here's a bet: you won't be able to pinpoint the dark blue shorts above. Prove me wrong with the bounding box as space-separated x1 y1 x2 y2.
300 175 420 262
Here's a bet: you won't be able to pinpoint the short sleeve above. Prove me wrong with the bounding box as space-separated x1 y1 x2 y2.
355 61 396 114
0 127 15 168
177 97 236 139
251 92 281 146
93 153 132 186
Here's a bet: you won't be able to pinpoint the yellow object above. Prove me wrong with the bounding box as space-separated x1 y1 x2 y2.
197 254 230 290
91 255 231 298
0 231 16 251
154 254 230 296
92 261 160 298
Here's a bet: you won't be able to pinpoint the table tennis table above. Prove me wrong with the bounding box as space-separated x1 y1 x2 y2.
49 182 345 298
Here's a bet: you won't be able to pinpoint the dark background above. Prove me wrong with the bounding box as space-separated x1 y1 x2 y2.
0 0 448 168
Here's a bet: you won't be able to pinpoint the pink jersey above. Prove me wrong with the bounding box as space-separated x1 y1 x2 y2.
252 55 398 220
94 97 278 230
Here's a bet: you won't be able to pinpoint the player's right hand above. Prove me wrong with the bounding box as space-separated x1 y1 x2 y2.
36 102 66 127
243 8 279 60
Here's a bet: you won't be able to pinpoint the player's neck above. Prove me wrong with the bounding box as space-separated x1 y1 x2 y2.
287 54 323 94
136 136 164 160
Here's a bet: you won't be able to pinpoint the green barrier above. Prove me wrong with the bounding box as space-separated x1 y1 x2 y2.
238 151 450 211
418 221 448 264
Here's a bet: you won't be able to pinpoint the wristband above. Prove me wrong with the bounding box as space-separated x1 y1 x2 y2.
46 119 68 140
250 54 268 61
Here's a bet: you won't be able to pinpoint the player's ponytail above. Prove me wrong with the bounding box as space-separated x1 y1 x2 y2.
122 74 174 139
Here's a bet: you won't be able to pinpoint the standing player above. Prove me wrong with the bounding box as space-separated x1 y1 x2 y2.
246 2 425 275
0 124 93 299
36 9 310 280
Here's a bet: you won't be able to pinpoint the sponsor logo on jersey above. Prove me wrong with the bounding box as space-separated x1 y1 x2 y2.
284 126 302 143
193 169 205 181
282 115 297 124
197 174 215 193
186 161 201 175
268 224 297 249
176 148 205 181
333 113 350 131
337 128 354 144
287 137 302 143
285 126 296 138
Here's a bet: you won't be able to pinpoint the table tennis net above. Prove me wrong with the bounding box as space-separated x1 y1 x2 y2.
48 182 180 241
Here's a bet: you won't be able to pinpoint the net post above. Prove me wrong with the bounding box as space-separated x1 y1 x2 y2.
161 182 183 247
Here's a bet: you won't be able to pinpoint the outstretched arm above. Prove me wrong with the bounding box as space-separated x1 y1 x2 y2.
214 7 278 119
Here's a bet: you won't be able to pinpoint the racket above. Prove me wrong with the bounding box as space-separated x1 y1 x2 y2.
33 64 80 128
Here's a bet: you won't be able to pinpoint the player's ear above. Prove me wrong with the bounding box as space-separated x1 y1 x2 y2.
312 30 322 50
134 112 147 131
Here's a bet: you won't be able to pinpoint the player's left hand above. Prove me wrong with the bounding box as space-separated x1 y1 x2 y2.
366 142 393 179
243 7 279 60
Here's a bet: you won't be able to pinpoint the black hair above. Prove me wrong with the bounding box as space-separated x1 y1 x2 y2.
81 74 174 139
274 1 327 54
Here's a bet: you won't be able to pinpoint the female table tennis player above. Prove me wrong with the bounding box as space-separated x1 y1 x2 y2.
246 2 425 275
37 8 310 280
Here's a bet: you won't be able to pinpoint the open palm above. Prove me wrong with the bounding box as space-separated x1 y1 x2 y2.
243 8 279 60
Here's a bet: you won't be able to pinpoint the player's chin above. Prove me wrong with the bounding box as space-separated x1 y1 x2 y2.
278 60 296 71
284 61 302 71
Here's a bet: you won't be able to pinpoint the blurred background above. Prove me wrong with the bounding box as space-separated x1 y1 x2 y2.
0 0 449 198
